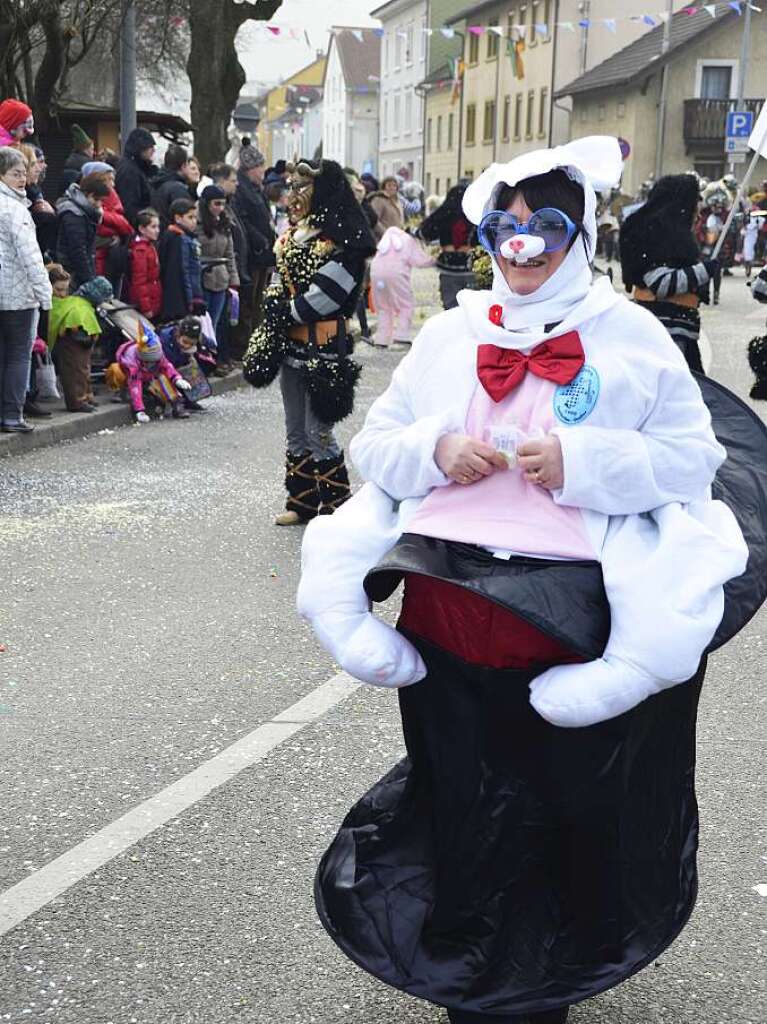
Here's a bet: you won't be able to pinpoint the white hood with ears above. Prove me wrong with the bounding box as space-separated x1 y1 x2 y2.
458 136 624 337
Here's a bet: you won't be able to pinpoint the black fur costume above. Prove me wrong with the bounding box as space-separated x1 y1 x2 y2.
243 159 376 425
620 174 701 290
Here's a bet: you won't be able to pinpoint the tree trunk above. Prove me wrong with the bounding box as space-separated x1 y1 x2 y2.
187 0 282 169
33 3 66 132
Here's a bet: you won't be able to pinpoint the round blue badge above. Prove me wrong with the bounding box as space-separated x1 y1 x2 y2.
553 365 600 425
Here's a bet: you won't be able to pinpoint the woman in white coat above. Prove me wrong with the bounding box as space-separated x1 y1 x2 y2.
0 146 52 433
308 139 763 1023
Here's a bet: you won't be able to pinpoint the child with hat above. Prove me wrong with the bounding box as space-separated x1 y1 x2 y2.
109 321 191 423
0 99 34 147
47 274 113 413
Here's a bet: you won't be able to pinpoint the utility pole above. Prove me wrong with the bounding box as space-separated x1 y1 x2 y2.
120 0 137 146
654 0 674 180
578 0 590 75
736 0 752 108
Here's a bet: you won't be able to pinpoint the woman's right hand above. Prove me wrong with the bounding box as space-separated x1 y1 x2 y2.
435 433 507 485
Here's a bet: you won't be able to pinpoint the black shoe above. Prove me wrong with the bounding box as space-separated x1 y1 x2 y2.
529 1009 570 1023
186 400 206 412
172 404 191 419
69 403 96 413
1 422 34 434
23 400 52 418
723 267 733 276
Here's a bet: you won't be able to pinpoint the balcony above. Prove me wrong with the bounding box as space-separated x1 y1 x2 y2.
683 98 763 151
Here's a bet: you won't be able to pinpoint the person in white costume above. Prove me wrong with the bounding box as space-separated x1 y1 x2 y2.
298 136 747 730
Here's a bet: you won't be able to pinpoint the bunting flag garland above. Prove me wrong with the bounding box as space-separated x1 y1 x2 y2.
244 2 761 43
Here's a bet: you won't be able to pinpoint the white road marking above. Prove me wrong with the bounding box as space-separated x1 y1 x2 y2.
0 672 360 938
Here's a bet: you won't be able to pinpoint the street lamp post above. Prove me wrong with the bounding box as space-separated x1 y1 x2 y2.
119 0 137 145
654 0 674 180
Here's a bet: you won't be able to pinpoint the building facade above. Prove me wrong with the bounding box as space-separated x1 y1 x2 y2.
427 0 681 184
256 55 326 165
322 28 381 174
374 0 428 183
558 7 767 193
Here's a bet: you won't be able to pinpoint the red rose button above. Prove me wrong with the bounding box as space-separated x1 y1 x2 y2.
488 304 503 326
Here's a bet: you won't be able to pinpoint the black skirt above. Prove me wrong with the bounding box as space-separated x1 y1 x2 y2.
315 538 703 1016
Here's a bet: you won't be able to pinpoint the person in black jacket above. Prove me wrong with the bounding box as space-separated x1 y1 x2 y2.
115 128 157 227
233 146 275 320
150 144 198 228
59 124 95 194
55 175 110 289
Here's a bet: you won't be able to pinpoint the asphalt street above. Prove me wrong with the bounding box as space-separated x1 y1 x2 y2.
0 268 765 1024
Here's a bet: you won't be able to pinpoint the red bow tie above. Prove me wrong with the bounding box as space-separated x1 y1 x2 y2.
477 331 585 403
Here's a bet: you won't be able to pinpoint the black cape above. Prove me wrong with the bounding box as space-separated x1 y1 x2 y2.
315 376 767 1016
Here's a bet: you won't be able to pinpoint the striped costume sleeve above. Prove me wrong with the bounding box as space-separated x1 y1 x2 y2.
290 251 363 324
642 262 713 300
753 266 767 304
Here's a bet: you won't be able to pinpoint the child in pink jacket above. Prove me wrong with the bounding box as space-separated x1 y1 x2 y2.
115 323 191 422
370 226 433 347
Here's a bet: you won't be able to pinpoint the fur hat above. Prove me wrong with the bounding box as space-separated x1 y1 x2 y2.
71 124 94 150
136 321 163 362
0 99 32 131
200 184 226 202
239 145 266 170
81 161 113 177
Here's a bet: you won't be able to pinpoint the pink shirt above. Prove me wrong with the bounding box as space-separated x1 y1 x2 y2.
408 373 595 560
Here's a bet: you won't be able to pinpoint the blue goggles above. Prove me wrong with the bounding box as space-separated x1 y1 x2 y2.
478 207 577 256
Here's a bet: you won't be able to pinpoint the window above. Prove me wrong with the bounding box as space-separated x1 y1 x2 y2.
579 103 587 123
426 117 432 151
598 103 606 122
448 112 454 149
519 5 528 43
542 0 552 40
384 36 389 73
383 99 388 140
526 89 535 137
446 177 452 191
487 28 499 59
393 94 401 136
421 16 427 62
502 95 511 140
514 93 523 138
538 87 548 137
437 115 443 150
466 103 476 144
468 29 480 64
617 101 626 119
435 177 440 194
406 22 414 65
404 91 412 133
700 64 732 99
426 172 431 193
483 99 496 142
395 29 403 68
530 0 539 44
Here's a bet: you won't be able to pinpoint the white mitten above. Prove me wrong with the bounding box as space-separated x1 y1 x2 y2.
297 482 426 688
176 377 191 391
530 499 747 728
135 411 150 424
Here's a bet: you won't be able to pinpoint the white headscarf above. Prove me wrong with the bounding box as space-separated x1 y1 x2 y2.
461 137 623 334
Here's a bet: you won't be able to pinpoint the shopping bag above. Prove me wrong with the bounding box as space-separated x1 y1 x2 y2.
179 356 212 402
35 350 60 401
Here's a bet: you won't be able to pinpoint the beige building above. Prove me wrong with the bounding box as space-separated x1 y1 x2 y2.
422 0 684 189
557 7 767 194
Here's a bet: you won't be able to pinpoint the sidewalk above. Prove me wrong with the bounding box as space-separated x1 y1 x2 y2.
0 369 246 459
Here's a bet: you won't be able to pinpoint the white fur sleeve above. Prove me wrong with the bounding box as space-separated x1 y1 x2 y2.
350 348 462 500
552 361 725 515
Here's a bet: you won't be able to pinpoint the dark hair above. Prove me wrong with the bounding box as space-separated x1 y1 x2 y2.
199 194 231 237
136 207 159 227
208 162 235 182
496 169 587 250
381 176 398 189
170 197 196 219
79 174 110 198
164 144 189 172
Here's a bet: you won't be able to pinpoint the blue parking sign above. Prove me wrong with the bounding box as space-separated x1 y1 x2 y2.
726 110 754 138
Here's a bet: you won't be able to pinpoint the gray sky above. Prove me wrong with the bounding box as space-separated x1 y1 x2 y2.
237 0 380 90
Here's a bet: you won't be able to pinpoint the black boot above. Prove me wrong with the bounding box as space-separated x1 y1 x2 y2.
314 452 351 515
275 450 321 525
447 1007 569 1024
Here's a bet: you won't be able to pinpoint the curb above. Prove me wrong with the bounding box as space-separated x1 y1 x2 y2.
0 370 247 460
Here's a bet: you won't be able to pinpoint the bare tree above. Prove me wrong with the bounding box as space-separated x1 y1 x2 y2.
187 0 282 168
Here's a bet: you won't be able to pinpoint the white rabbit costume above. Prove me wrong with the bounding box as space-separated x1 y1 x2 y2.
298 137 747 728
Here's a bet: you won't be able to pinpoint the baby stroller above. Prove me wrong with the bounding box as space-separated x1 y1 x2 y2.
93 300 156 383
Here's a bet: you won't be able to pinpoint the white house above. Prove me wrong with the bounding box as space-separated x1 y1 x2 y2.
322 28 381 174
373 0 429 184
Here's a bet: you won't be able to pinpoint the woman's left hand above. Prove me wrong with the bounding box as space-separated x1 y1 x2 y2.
517 435 564 490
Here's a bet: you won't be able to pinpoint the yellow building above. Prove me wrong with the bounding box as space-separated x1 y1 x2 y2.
256 55 327 165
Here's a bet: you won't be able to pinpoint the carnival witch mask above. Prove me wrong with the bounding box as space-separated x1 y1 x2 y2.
286 159 321 224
